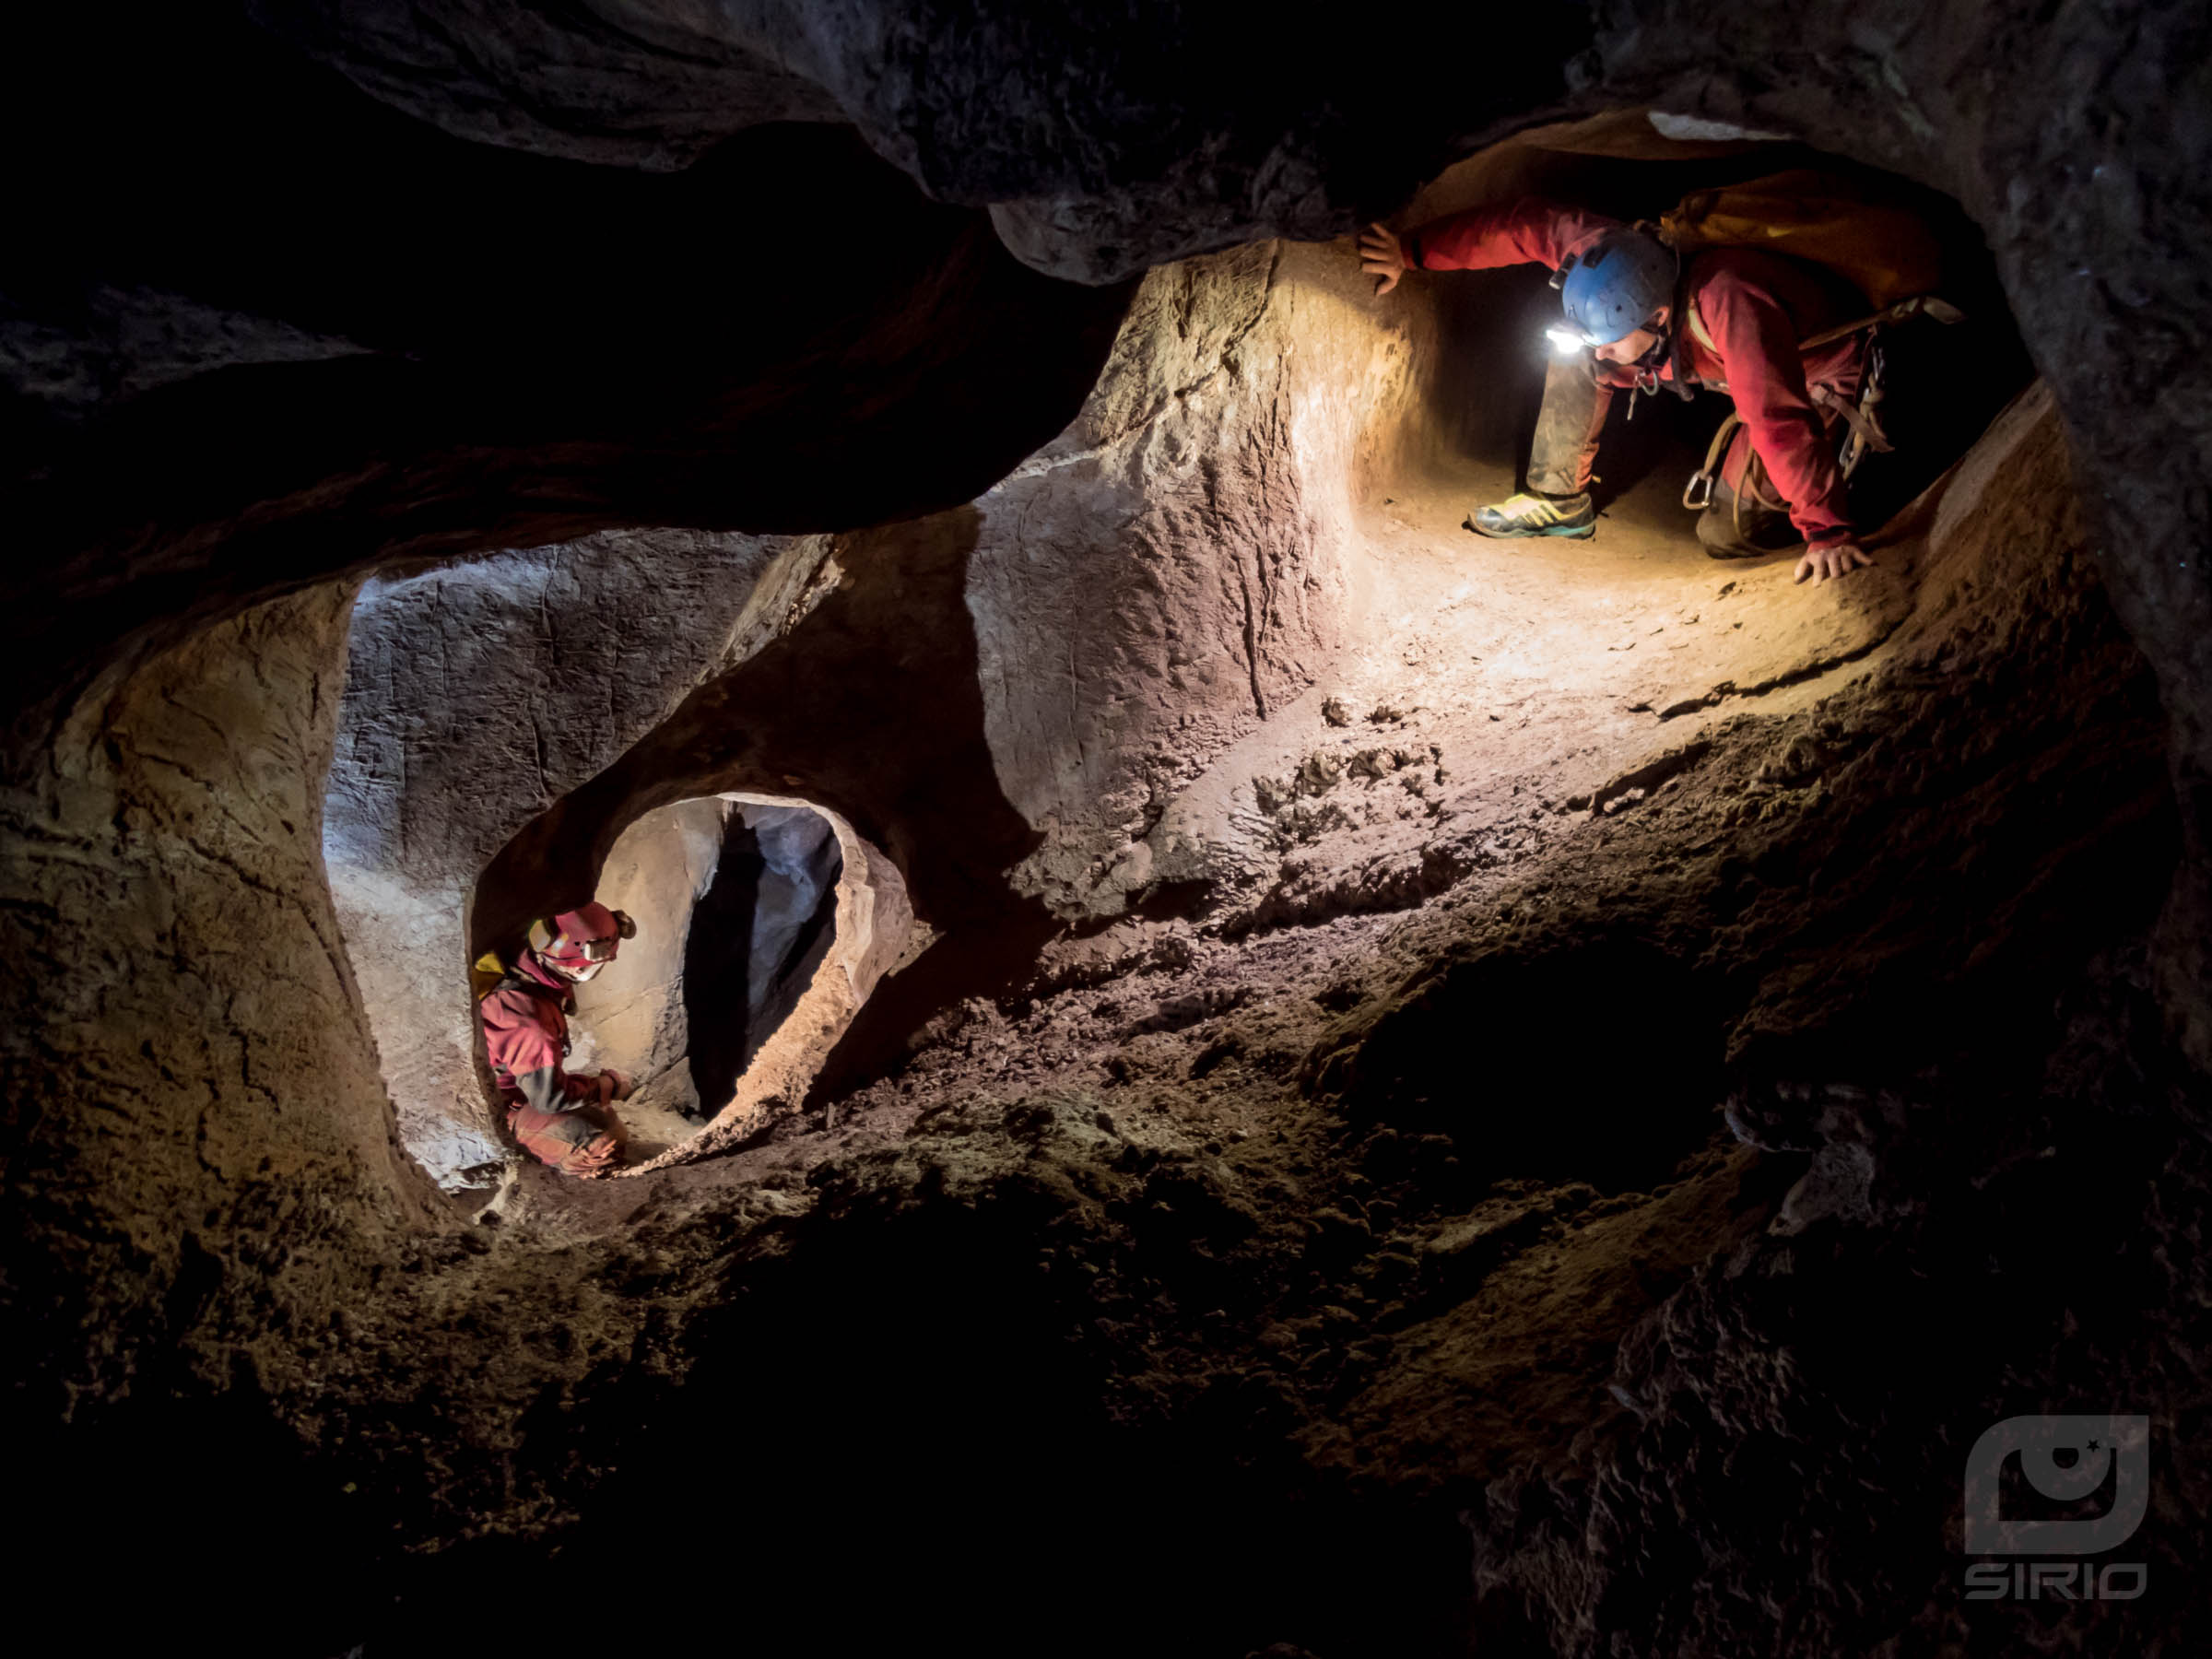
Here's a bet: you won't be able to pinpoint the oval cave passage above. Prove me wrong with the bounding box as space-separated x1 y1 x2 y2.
561 794 897 1165
571 798 841 1153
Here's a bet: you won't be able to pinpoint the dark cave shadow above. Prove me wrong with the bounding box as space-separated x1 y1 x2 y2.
684 805 845 1116
1321 935 1731 1194
745 821 843 1063
2 6 1135 779
803 870 1237 1116
803 899 1067 1113
17 1359 383 1659
359 1190 1479 1659
680 815 763 1117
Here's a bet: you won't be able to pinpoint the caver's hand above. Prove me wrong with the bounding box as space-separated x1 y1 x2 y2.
1359 223 1407 296
1794 540 1874 585
598 1068 635 1103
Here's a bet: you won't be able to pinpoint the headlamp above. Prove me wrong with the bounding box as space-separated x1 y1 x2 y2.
1545 325 1595 357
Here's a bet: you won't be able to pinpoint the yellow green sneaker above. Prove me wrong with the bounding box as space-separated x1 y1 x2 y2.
1465 491 1596 539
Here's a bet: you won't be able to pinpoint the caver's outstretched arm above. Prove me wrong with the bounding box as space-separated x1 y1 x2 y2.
1363 198 1618 295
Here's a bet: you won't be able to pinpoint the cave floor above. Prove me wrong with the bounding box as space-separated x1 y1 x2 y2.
1124 430 1923 950
1345 442 1910 808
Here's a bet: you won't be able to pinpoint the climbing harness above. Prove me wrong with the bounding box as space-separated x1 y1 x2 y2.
1677 293 1966 528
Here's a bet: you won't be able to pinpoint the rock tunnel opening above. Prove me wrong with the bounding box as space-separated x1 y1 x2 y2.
1330 130 2035 1187
1011 114 2043 979
1382 117 2034 576
559 794 853 1161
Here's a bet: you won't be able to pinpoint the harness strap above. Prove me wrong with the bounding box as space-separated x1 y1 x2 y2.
1738 454 1789 516
1812 382 1893 453
1798 293 1965 353
1686 290 1960 370
1681 410 1787 524
488 969 567 1008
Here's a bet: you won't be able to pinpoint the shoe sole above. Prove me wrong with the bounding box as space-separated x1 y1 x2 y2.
1464 517 1596 541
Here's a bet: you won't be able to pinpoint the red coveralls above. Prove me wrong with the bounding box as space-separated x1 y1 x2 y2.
1405 197 1866 549
478 950 627 1177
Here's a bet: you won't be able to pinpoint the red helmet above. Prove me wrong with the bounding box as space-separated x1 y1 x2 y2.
529 902 637 973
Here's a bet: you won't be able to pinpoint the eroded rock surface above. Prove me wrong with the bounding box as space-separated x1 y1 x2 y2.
2 584 431 1421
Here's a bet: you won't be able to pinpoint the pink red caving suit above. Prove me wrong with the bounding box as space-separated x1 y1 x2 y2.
478 909 629 1177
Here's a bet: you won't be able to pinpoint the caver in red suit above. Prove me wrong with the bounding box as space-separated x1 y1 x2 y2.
1399 197 1867 556
478 902 637 1178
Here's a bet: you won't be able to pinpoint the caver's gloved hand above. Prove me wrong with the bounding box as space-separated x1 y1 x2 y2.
506 1064 592 1113
510 1064 630 1112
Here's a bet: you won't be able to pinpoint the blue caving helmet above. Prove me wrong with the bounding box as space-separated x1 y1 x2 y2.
1559 229 1678 345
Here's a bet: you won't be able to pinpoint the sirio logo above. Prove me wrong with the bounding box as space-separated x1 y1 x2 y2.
1961 1414 2150 1602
